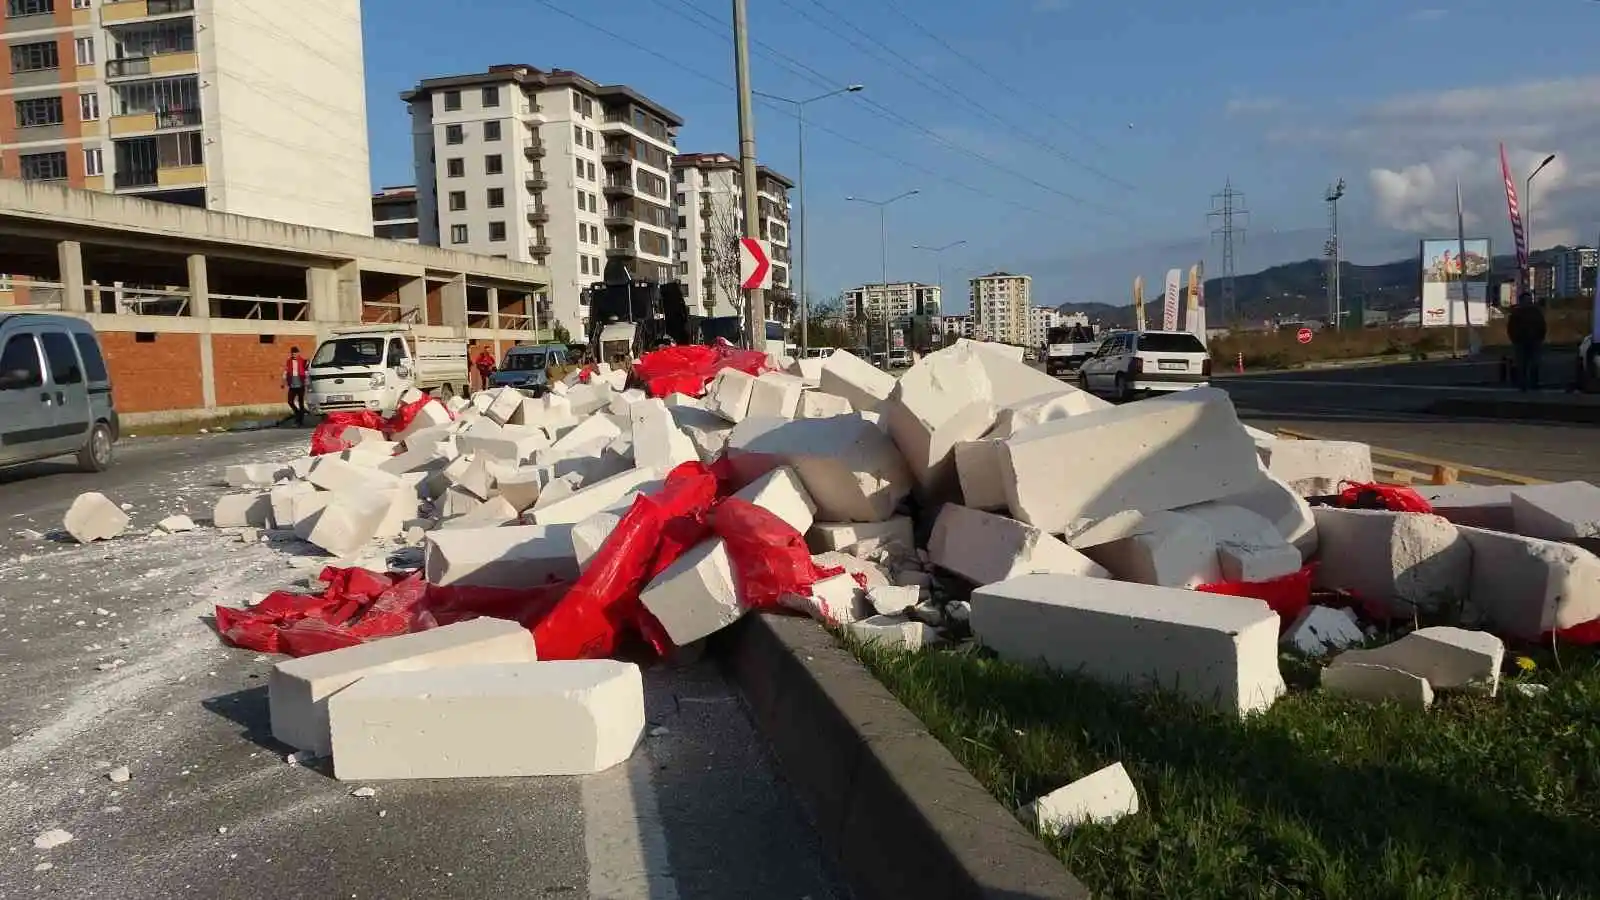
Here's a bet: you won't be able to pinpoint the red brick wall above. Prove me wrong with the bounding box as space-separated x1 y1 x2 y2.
99 331 204 413
213 333 298 407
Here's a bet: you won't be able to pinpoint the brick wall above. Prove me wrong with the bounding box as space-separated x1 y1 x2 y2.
99 331 204 413
213 333 298 408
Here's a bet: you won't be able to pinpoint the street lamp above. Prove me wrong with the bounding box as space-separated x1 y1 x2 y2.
911 240 966 345
1526 153 1557 295
754 84 864 353
847 189 919 361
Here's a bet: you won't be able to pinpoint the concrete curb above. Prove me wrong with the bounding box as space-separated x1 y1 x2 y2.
1429 396 1600 425
715 612 1093 900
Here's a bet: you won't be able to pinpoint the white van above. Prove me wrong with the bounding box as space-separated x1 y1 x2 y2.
306 325 468 417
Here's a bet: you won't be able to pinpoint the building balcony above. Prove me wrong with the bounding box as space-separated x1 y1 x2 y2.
700 247 715 263
606 242 635 258
603 214 633 229
529 240 551 256
602 181 636 198
106 50 198 79
102 0 194 23
108 107 200 135
699 204 712 219
522 140 545 159
601 149 631 166
518 103 546 124
525 206 549 224
524 174 548 192
112 162 203 190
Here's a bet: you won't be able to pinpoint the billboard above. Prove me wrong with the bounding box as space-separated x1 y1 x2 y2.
1420 239 1490 327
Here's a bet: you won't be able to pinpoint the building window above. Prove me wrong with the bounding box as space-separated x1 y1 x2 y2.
484 120 501 141
10 41 58 73
576 187 585 208
581 256 590 275
444 123 464 145
676 214 686 228
79 91 98 121
489 221 506 242
572 89 582 111
74 36 94 66
487 187 504 208
481 86 499 107
575 157 584 178
573 124 583 144
110 74 197 116
19 151 67 181
445 157 464 178
15 96 63 128
450 224 468 244
586 160 595 181
83 146 102 176
585 130 594 150
443 90 461 111
5 0 53 17
447 190 466 211
484 153 502 175
72 0 89 7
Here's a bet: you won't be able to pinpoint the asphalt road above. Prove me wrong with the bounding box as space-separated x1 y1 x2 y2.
0 430 845 900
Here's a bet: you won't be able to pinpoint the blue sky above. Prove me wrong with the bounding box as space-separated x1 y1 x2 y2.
362 0 1600 312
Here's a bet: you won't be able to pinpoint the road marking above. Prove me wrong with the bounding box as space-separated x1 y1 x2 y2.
1274 427 1548 485
1231 378 1509 393
581 745 680 900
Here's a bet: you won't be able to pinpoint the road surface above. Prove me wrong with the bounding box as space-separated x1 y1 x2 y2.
0 430 844 900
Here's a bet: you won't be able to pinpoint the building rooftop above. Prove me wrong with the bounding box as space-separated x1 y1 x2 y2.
402 64 684 127
672 152 794 188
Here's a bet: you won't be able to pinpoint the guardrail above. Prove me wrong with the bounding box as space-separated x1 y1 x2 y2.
1272 427 1548 487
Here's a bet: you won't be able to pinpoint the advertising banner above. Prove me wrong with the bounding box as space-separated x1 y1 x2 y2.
1419 238 1491 327
1133 275 1146 331
1162 268 1181 331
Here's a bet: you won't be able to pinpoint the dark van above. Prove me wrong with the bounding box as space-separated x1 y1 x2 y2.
0 312 119 471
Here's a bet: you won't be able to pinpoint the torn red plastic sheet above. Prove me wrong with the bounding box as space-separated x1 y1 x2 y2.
308 391 456 456
712 497 834 612
1332 482 1434 514
1196 563 1316 629
632 344 770 399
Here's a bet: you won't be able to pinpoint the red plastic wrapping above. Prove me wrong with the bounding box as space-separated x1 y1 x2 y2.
1333 482 1434 514
712 498 831 612
632 344 770 399
308 392 454 456
1196 563 1316 628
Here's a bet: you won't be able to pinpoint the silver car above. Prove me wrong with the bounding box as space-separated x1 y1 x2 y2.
0 312 120 471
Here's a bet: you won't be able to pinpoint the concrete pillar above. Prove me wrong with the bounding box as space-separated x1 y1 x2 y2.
440 273 468 328
187 254 210 319
336 260 362 323
307 267 337 322
487 287 500 332
400 276 427 325
57 240 86 313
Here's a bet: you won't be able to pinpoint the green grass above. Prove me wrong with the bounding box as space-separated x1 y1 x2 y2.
849 639 1600 900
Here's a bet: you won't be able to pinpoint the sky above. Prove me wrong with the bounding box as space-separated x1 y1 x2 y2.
361 0 1600 314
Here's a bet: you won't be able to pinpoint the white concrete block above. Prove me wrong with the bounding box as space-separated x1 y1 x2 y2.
956 339 1075 407
865 584 920 616
287 489 331 533
213 491 273 529
1001 387 1262 533
819 349 896 413
606 388 645 417
63 492 129 543
883 346 997 500
629 397 699 472
307 458 402 494
327 659 643 780
707 368 759 423
748 373 806 419
439 495 520 530
271 617 537 756
639 538 743 645
156 514 195 533
565 382 613 417
971 573 1285 716
989 388 1110 439
516 393 577 430
669 405 734 464
1183 471 1318 559
445 395 470 415
1312 508 1471 615
1320 662 1433 710
808 518 914 556
1019 762 1139 837
571 511 621 572
1083 511 1221 588
1283 606 1365 657
725 415 913 522
731 465 817 533
784 571 869 625
1510 481 1600 543
797 390 853 419
785 356 824 386
531 466 665 526
288 455 317 479
846 614 939 650
493 468 544 513
954 440 1008 510
339 440 401 468
1180 503 1304 583
303 488 397 557
811 551 891 590
547 413 623 458
662 392 700 407
1418 484 1516 532
456 420 549 463
484 387 523 425
225 463 290 487
1330 626 1504 695
1457 525 1600 639
378 439 450 477
438 485 485 520
930 504 1108 586
470 390 495 411
1261 439 1374 497
424 524 579 588
394 400 453 445
339 425 386 446
603 368 629 391
444 454 495 502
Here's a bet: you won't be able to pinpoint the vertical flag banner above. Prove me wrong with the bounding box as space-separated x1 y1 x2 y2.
1185 264 1200 332
1500 142 1529 286
1189 262 1207 340
1133 275 1146 331
1162 269 1181 331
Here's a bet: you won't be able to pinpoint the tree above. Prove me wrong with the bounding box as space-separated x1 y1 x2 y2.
702 190 744 318
551 323 571 345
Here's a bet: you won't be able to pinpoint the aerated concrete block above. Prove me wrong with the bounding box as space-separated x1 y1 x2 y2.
957 339 1074 407
954 440 1008 510
63 492 129 544
971 573 1285 716
747 373 806 419
484 387 523 425
303 488 397 557
808 517 914 556
394 400 453 444
515 393 576 430
846 614 938 650
307 458 402 494
572 511 622 572
1283 606 1365 657
1330 626 1504 695
989 388 1110 439
439 495 519 530
212 492 273 529
785 356 824 386
1019 762 1139 837
784 571 869 625
1000 387 1262 533
493 468 544 513
640 538 742 645
1180 503 1304 583
1457 525 1600 639
1083 510 1221 588
1320 662 1433 710
797 390 853 419
865 584 920 616
456 420 549 463
437 485 484 520
1182 471 1318 560
1419 484 1516 532
819 349 896 413
669 405 734 464
707 368 759 423
725 415 913 523
340 425 386 446
271 617 537 757
327 659 644 780
608 388 647 416
1261 439 1374 498
424 523 579 588
225 463 290 488
530 466 664 526
1510 481 1600 544
379 440 451 477
565 382 613 417
883 345 998 501
731 465 817 534
547 414 623 458
930 504 1107 586
811 551 891 590
629 397 698 472
445 455 495 502
1312 508 1472 616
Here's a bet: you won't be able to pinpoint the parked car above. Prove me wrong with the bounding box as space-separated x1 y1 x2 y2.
490 343 572 395
0 312 119 472
1077 329 1211 402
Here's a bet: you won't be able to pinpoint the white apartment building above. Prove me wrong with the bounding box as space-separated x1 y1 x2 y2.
941 313 973 339
970 271 1031 345
0 0 371 234
1553 246 1597 298
842 281 941 329
404 64 681 336
671 151 791 318
371 185 419 243
1027 305 1062 348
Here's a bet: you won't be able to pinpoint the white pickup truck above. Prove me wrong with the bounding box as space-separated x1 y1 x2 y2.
305 325 468 417
1044 324 1101 376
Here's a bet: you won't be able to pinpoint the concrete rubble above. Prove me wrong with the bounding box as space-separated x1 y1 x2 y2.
1020 762 1140 837
64 491 130 543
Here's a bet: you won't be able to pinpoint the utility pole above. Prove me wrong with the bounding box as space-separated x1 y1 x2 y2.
911 240 966 346
1206 179 1247 323
732 0 764 349
847 190 919 361
1324 179 1345 330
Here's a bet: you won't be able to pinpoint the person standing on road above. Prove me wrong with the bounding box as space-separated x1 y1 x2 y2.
473 347 497 393
1506 292 1547 392
283 346 309 426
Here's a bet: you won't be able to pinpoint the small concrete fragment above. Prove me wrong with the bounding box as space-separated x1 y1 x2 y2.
731 465 817 534
1283 606 1366 657
1312 508 1472 616
64 492 130 543
493 467 544 513
424 524 579 588
797 390 852 419
225 463 290 487
157 514 196 534
865 584 920 616
747 372 806 419
327 659 644 780
394 399 453 444
1320 662 1433 710
930 504 1107 586
639 538 742 645
785 571 869 625
706 368 758 423
1330 626 1505 695
808 517 914 556
1261 439 1374 497
1180 503 1304 583
846 614 939 650
1457 525 1600 639
1510 481 1600 543
724 415 913 522
1019 762 1139 837
818 349 896 413
213 491 273 529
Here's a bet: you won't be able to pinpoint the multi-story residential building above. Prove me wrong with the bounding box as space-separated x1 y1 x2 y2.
371 185 419 242
969 272 1031 344
1027 305 1060 348
0 0 371 234
671 151 791 318
941 313 973 339
1530 262 1556 301
403 64 681 336
842 281 940 328
1553 247 1597 299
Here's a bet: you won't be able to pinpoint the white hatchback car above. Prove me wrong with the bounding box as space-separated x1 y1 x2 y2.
1078 329 1211 401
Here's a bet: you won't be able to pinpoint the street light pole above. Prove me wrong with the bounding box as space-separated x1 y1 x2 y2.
912 239 967 345
753 84 863 354
847 190 919 361
1526 153 1557 296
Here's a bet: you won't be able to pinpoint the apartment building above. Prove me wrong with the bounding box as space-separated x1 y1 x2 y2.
842 281 941 329
970 271 1031 344
1553 247 1596 299
403 64 682 337
671 151 792 318
941 313 973 339
1026 305 1060 348
371 185 419 242
0 0 371 234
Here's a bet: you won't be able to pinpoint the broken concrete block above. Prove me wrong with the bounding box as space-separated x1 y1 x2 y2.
307 458 402 494
1187 471 1318 560
64 492 129 543
959 339 1077 407
954 440 1008 511
1001 387 1262 533
213 492 273 529
1284 606 1366 657
812 551 891 590
339 440 401 468
482 387 523 425
640 538 742 645
445 395 470 415
456 420 549 463
1456 525 1600 639
747 373 806 419
1313 508 1472 616
1330 626 1504 695
1261 439 1374 497
1180 503 1303 583
819 349 896 413
287 489 331 533
731 465 817 534
437 484 485 520
1418 484 1515 532
157 514 196 534
865 584 920 616
424 524 579 588
547 413 623 458
339 424 387 446
971 573 1284 716
706 368 758 423
629 397 699 472
303 488 397 557
379 439 451 478
669 405 734 464
797 390 853 419
1084 511 1222 588
394 400 453 444
608 387 647 417
725 415 913 522
444 455 495 502
785 356 824 386
328 659 643 780
883 347 997 502
571 511 622 572
272 617 537 756
661 392 699 407
846 614 939 650
784 571 869 625
493 468 543 513
990 388 1109 439
1019 762 1139 837
1320 662 1433 710
530 466 664 526
225 463 290 488
808 517 914 557
1510 481 1600 544
439 495 519 530
565 382 613 417
931 504 1107 586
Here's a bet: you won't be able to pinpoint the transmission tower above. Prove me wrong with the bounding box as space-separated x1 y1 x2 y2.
1207 179 1248 323
1325 178 1346 329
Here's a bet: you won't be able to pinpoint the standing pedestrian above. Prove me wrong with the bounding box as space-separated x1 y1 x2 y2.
283 346 309 426
473 347 497 393
1505 291 1547 391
